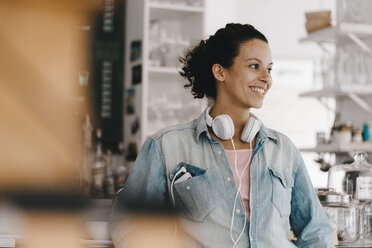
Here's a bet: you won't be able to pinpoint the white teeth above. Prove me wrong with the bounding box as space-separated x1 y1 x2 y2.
250 87 265 94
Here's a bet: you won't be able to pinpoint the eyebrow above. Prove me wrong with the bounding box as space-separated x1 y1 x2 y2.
245 58 273 66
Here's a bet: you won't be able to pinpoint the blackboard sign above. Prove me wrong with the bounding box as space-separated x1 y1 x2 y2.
91 0 125 153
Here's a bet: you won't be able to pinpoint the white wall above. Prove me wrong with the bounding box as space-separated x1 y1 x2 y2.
204 0 239 37
205 0 335 60
235 0 335 60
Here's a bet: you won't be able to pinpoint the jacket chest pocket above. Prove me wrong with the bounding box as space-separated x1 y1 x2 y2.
171 163 215 223
269 168 293 218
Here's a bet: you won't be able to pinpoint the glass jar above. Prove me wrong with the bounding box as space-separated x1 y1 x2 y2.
327 152 372 246
318 191 359 244
328 152 372 200
358 202 372 245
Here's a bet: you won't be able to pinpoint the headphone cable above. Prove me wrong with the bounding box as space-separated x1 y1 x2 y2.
229 139 252 248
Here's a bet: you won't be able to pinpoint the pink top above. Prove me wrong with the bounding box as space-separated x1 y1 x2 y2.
225 149 252 221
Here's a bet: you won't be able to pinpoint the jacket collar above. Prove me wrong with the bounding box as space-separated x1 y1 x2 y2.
195 108 278 144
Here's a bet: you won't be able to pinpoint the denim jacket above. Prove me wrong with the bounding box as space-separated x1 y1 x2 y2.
115 110 334 248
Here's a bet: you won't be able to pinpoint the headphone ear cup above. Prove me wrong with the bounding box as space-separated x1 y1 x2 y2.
212 114 235 140
241 117 261 143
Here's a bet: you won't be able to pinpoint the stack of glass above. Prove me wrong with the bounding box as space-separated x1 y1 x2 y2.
326 152 372 246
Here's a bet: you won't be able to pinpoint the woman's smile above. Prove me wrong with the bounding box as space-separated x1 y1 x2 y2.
248 86 266 97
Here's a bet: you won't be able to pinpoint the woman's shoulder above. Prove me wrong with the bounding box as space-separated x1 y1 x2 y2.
147 119 198 141
264 127 298 149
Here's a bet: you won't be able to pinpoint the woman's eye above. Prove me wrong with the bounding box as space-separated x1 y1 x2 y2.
267 68 272 74
249 64 259 69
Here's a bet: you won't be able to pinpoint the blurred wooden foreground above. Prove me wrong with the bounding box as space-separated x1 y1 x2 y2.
0 2 100 247
0 0 99 192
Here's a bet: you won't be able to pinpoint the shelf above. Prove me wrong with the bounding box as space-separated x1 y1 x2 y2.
339 22 372 36
148 66 181 81
299 26 339 43
0 235 24 248
148 66 179 74
149 2 204 20
300 142 372 153
300 23 372 44
299 85 372 115
124 0 205 145
299 85 372 98
149 2 204 12
90 198 113 207
300 23 372 55
0 235 15 248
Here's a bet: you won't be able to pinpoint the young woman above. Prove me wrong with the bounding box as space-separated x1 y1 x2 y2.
113 23 334 248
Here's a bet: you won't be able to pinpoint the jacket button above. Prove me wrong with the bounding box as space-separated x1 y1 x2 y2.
186 186 190 190
218 150 222 155
227 177 231 182
236 209 240 214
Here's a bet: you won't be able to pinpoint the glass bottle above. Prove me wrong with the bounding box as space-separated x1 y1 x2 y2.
103 150 116 198
115 143 128 192
81 114 93 196
91 129 105 198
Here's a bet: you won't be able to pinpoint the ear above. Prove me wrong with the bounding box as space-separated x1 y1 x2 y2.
212 64 226 82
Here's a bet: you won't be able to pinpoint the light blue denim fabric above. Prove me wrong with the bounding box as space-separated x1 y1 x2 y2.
116 110 334 248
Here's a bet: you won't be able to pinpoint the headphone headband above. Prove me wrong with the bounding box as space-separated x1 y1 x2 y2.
205 106 261 143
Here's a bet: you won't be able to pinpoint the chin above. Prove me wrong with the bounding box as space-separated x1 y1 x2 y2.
246 101 263 109
251 105 263 109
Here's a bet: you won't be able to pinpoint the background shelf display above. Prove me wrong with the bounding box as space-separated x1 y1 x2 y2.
148 66 180 75
299 26 338 43
124 0 206 151
299 86 372 98
300 142 372 153
299 1 372 161
299 86 372 116
149 2 204 19
300 23 372 44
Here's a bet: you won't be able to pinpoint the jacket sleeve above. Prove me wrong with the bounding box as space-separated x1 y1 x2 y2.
111 138 169 247
290 152 335 248
119 138 168 207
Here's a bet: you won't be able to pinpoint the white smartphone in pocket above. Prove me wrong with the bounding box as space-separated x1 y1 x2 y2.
175 172 192 184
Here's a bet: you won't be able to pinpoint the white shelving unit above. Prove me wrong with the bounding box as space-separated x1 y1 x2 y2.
299 26 339 44
299 22 372 47
299 85 372 116
124 0 206 151
299 1 372 157
300 142 372 153
299 85 372 98
149 2 204 17
148 66 179 74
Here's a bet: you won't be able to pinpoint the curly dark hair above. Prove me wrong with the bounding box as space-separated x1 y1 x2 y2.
179 23 268 100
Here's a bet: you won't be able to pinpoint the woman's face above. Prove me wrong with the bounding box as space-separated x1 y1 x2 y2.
221 39 273 109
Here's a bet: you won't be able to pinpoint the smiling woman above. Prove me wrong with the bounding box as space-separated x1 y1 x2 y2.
112 23 334 248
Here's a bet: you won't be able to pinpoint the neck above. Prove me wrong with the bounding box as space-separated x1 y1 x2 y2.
210 103 251 138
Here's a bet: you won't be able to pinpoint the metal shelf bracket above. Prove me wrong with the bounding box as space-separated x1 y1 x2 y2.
346 32 372 56
347 92 372 116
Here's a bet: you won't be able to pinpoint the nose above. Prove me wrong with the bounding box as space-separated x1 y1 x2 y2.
259 69 271 83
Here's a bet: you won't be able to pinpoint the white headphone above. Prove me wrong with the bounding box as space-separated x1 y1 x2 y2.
205 106 261 143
